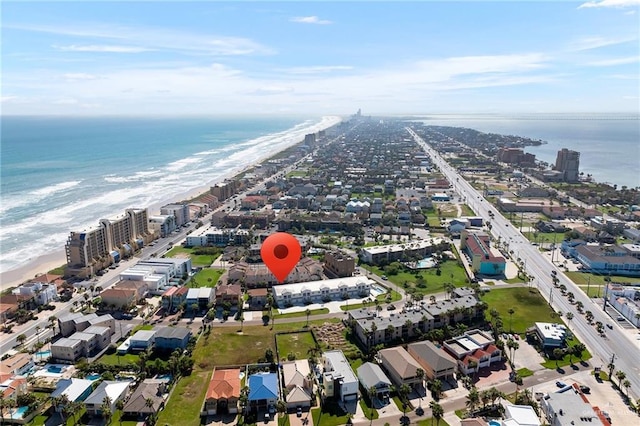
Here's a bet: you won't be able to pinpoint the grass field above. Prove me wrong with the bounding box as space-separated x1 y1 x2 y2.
481 287 560 333
190 268 225 287
311 402 350 426
417 419 450 426
540 336 592 369
361 260 470 296
98 352 139 366
565 271 637 286
275 331 319 361
165 246 219 267
157 371 210 426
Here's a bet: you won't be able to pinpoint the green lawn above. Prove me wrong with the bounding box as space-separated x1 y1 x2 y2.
481 287 559 333
190 268 225 287
157 371 210 426
275 331 319 361
565 271 637 286
517 368 534 378
311 402 350 426
361 260 470 296
193 319 339 370
165 246 219 267
359 397 379 420
417 419 450 426
98 352 139 366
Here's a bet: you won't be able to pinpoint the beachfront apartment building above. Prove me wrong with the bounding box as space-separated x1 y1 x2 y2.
443 329 502 375
65 208 151 277
160 203 190 227
324 250 356 278
554 148 580 183
148 214 177 238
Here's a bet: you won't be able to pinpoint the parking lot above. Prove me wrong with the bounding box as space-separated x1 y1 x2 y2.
531 370 637 425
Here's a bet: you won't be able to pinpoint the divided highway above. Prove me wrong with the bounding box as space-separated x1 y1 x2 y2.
407 127 639 400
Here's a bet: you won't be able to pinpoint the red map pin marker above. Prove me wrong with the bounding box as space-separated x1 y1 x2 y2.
261 232 301 283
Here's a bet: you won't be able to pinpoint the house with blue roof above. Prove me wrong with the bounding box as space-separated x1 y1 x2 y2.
248 372 279 411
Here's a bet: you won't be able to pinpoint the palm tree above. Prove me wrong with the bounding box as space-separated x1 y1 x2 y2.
16 334 27 348
0 395 7 425
239 313 244 332
465 386 480 413
429 400 444 426
507 308 515 332
416 368 425 407
398 383 411 417
429 379 442 401
553 348 564 368
623 379 631 397
305 308 311 327
145 397 155 419
368 386 376 425
566 312 574 327
101 396 113 425
615 370 626 389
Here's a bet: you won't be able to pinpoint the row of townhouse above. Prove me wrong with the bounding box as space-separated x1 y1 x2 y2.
349 293 483 349
359 239 450 265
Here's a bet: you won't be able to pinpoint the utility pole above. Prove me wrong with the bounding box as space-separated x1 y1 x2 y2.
586 276 591 298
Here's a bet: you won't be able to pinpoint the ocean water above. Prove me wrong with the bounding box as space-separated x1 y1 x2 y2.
0 115 341 274
417 114 640 189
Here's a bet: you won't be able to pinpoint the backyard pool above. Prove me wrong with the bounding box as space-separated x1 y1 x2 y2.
10 406 28 419
156 374 172 381
48 365 64 374
86 373 101 381
489 421 501 426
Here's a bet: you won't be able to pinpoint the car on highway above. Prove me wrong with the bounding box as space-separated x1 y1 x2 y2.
381 275 388 280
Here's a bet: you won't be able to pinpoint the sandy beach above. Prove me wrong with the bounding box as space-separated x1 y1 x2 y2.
0 118 340 292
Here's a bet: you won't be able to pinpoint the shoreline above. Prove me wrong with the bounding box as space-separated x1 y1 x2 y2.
0 117 342 292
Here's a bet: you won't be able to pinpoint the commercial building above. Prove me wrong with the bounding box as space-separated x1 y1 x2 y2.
532 323 568 348
540 384 610 426
460 230 506 276
272 276 373 307
322 350 358 402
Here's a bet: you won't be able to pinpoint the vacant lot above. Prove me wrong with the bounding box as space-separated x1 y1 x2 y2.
276 331 319 361
165 246 220 267
481 287 559 333
157 371 210 426
189 268 224 287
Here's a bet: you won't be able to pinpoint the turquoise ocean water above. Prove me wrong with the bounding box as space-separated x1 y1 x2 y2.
0 116 339 274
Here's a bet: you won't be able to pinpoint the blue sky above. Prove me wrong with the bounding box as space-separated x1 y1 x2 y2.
2 0 639 115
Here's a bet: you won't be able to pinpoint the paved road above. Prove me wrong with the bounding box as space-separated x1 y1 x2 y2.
407 127 639 401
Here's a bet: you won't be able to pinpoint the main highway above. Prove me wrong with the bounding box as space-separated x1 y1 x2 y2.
407 127 640 401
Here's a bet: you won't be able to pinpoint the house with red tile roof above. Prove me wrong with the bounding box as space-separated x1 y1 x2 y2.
202 368 241 416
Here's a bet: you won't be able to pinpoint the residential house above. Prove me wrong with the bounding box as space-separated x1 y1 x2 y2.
322 350 359 402
378 347 423 389
100 288 137 310
356 362 392 400
129 330 156 351
215 285 242 307
281 360 313 410
407 341 457 381
247 288 268 310
0 353 34 377
154 327 192 351
161 286 188 313
84 381 130 416
51 379 94 411
248 372 279 411
122 379 168 419
203 368 241 416
443 329 502 375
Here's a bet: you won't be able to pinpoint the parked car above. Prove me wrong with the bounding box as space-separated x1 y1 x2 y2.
297 407 302 417
579 385 591 394
556 381 567 388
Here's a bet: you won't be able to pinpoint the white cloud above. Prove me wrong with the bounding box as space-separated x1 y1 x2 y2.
569 35 638 51
63 73 101 81
625 9 637 13
1 96 19 103
578 0 640 8
283 65 353 74
53 45 153 53
9 23 275 56
587 55 640 66
290 16 332 25
248 86 294 95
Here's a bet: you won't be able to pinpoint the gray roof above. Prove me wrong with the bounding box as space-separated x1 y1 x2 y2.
122 379 166 414
407 341 456 372
357 362 392 389
58 312 84 323
154 326 191 340
131 330 156 341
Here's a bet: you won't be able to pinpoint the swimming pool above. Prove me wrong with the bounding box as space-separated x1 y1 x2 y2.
10 406 28 419
156 374 172 381
48 365 63 373
87 373 101 381
370 285 386 296
489 421 501 426
416 257 436 269
35 350 51 360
